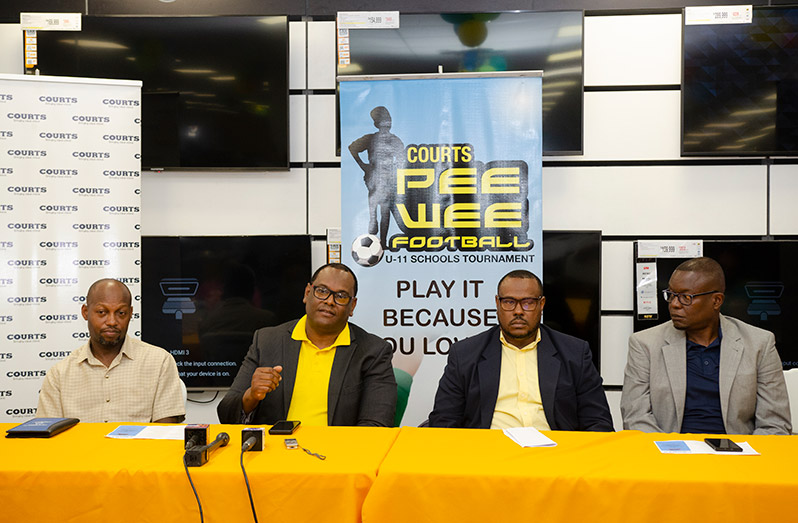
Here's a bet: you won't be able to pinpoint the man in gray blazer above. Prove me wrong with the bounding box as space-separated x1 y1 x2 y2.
217 263 396 426
622 257 791 435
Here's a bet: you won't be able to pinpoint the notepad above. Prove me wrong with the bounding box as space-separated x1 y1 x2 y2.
5 417 79 438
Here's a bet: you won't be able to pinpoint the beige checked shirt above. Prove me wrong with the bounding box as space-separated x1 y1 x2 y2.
37 336 185 423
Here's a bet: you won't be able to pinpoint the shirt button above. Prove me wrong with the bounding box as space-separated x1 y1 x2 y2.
105 375 110 379
704 360 709 366
106 399 110 402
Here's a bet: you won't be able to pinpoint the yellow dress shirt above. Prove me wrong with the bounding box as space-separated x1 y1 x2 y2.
490 329 550 430
286 315 350 426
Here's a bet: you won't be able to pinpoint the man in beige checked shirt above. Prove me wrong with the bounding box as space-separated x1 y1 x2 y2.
37 278 185 423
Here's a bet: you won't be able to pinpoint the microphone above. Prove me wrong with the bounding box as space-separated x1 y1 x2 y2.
241 427 264 452
184 424 210 450
185 432 230 467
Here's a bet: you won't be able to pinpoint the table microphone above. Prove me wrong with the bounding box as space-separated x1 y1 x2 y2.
185 432 230 467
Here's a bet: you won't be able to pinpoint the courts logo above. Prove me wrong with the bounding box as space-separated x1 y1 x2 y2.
7 296 46 305
72 331 91 339
6 407 38 417
38 351 71 360
103 205 139 215
103 98 140 107
39 241 78 251
7 149 47 159
7 186 46 195
6 113 46 122
72 223 111 232
0 278 13 287
0 204 11 213
6 333 47 342
0 130 12 139
7 223 47 231
115 277 141 285
72 151 111 160
39 95 78 105
0 315 12 323
73 259 111 267
0 241 12 249
0 391 11 399
7 259 46 268
73 186 110 197
39 314 79 324
39 204 78 215
0 167 13 176
102 134 140 143
0 94 12 102
40 168 78 178
39 131 78 142
103 170 140 178
72 115 110 125
6 370 47 380
104 241 140 250
0 352 12 358
39 277 79 286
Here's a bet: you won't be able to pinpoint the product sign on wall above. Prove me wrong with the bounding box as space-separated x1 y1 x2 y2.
339 72 543 425
0 74 142 422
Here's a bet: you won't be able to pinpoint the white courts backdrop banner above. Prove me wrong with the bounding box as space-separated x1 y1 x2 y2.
339 72 543 426
0 74 142 422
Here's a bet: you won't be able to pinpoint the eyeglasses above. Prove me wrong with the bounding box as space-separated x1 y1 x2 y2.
312 285 352 306
498 296 544 311
662 289 721 306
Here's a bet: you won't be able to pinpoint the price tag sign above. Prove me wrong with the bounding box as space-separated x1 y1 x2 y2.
637 240 703 259
685 5 752 25
337 11 399 29
20 13 82 31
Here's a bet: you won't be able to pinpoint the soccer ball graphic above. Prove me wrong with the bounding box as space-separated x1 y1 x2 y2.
351 234 384 267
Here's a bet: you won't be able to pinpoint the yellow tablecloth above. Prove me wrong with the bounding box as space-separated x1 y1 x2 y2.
0 423 399 523
361 427 798 523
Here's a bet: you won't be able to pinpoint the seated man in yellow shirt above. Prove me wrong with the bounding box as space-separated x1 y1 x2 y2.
217 263 397 426
429 269 612 431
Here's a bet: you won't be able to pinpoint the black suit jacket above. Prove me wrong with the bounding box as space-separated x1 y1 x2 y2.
429 324 613 431
217 320 397 426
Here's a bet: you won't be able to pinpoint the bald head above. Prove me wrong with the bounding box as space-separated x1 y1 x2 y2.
672 257 726 293
86 278 132 307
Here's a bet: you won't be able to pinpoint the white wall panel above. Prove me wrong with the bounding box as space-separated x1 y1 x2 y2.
0 24 22 74
579 91 681 161
307 94 339 162
602 241 634 311
290 94 307 162
585 14 682 86
289 21 307 90
600 315 634 387
606 390 623 431
308 167 342 235
770 164 798 235
140 169 307 236
542 165 767 236
307 21 336 90
311 239 328 273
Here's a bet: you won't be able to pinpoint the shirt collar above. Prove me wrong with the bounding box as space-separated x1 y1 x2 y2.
686 326 723 351
499 328 541 352
79 336 136 366
291 315 351 350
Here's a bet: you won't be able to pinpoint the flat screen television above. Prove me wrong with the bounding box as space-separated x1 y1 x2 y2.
542 230 602 370
36 16 289 170
634 241 798 370
682 7 798 156
141 235 311 389
338 11 584 156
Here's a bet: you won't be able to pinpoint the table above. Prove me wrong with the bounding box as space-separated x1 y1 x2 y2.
361 427 798 523
0 423 399 523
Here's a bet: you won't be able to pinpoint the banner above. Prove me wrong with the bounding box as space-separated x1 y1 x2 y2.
0 74 142 422
340 72 543 425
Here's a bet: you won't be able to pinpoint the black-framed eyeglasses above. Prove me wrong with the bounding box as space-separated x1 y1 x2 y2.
312 285 352 306
662 289 721 306
498 296 544 311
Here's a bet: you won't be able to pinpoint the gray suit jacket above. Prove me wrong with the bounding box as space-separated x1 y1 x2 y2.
621 314 791 435
217 319 396 426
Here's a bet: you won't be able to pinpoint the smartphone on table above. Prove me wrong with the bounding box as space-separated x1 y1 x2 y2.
269 420 300 435
704 438 743 452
